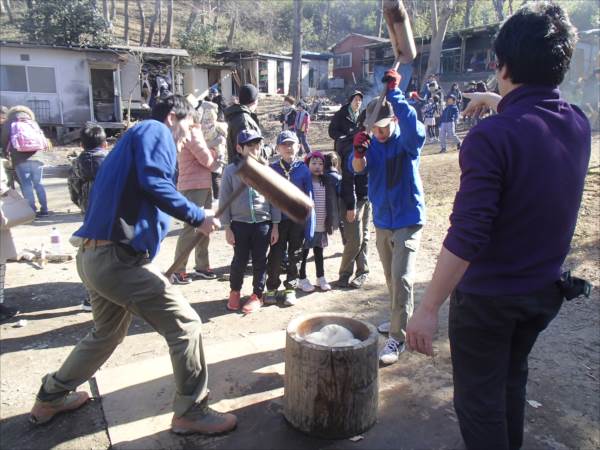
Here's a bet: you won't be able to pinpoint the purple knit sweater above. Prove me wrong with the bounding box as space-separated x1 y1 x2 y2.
444 85 591 296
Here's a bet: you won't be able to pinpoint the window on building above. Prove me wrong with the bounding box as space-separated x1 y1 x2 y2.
0 64 57 93
334 53 352 69
440 48 461 74
0 65 28 92
27 67 57 93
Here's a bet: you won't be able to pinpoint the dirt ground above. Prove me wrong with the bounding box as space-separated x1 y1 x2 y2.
0 101 598 449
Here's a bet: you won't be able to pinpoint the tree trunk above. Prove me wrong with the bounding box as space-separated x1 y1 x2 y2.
323 0 331 48
124 0 130 44
226 10 237 48
146 0 160 47
2 0 14 23
26 0 33 10
284 314 379 439
464 0 475 28
186 0 202 33
492 0 504 21
137 0 146 46
375 0 384 38
157 0 162 47
424 0 455 79
162 0 173 46
289 0 303 98
102 0 109 21
110 0 116 20
508 0 513 15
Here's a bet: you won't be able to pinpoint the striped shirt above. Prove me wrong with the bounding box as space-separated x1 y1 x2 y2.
312 180 326 232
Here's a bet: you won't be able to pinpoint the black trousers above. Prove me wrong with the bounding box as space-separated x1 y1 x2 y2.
299 247 324 279
229 221 271 296
449 285 563 450
266 219 305 291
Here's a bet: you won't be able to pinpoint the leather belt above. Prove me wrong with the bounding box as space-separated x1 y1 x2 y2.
83 239 114 249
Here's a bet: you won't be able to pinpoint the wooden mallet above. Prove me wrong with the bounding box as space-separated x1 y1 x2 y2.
165 156 313 278
364 0 417 131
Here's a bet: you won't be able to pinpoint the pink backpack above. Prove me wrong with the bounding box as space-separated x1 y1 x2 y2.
10 118 48 152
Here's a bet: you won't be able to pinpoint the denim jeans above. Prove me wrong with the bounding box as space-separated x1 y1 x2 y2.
449 286 563 450
229 221 272 296
296 131 311 155
15 159 48 213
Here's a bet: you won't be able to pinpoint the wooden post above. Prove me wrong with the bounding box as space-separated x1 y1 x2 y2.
284 314 379 439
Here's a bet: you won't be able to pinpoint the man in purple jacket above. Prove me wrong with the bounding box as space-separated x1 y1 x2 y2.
406 4 591 450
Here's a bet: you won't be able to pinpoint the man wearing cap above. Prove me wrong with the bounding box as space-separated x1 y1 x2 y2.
224 83 261 164
328 90 371 289
352 69 426 365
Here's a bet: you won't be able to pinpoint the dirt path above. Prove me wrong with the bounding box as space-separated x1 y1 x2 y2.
0 119 598 449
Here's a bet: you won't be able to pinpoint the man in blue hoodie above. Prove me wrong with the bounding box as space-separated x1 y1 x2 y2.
29 96 237 436
406 4 590 449
352 69 426 365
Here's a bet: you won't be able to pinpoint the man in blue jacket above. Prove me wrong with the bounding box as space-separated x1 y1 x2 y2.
406 4 590 449
352 69 426 365
29 96 237 436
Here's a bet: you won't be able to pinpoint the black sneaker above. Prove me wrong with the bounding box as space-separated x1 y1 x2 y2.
0 304 19 323
193 268 217 280
439 148 447 154
334 275 351 288
283 279 298 290
456 141 462 151
350 273 369 289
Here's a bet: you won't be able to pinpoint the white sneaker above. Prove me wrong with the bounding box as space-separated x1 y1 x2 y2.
379 338 405 365
377 321 390 334
317 276 331 291
298 278 315 293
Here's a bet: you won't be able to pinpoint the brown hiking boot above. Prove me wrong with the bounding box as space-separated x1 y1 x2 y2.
29 391 90 425
171 402 237 435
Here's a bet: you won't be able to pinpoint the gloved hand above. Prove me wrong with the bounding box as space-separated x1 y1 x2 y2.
382 69 402 91
353 131 370 158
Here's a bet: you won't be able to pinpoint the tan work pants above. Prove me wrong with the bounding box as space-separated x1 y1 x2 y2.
173 188 212 273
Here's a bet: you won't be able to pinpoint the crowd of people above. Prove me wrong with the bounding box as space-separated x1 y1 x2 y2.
0 3 593 449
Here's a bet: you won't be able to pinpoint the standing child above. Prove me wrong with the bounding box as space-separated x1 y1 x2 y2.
68 123 108 215
422 98 438 143
297 151 341 292
438 94 462 153
294 102 311 155
220 129 280 314
279 96 297 132
264 130 313 306
67 123 108 312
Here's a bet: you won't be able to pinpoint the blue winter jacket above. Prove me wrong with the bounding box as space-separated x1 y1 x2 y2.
351 88 426 229
75 120 206 259
440 104 460 123
270 158 315 239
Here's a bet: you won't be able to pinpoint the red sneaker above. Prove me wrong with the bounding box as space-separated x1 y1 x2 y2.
242 293 263 314
227 290 241 311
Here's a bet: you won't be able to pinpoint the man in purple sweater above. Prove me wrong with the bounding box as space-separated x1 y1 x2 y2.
406 3 591 450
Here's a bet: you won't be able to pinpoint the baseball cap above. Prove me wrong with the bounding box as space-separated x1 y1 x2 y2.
237 129 263 145
365 98 395 128
276 130 299 145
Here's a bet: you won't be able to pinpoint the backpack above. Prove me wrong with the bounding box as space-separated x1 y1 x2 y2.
10 118 48 153
67 159 84 210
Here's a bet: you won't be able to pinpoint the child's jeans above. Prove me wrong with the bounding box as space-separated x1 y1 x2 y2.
300 247 324 279
296 131 311 155
15 159 48 214
440 121 461 150
229 221 272 296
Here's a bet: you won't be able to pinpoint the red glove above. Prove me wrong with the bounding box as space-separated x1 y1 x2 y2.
382 69 401 91
353 131 370 158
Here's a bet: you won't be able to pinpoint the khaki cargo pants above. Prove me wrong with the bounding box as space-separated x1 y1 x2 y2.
375 225 423 342
173 188 212 273
38 243 208 417
338 199 371 279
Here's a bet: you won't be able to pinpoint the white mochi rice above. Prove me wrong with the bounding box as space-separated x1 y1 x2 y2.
303 324 362 347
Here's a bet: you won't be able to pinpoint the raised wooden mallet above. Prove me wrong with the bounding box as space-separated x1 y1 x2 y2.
165 155 313 278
